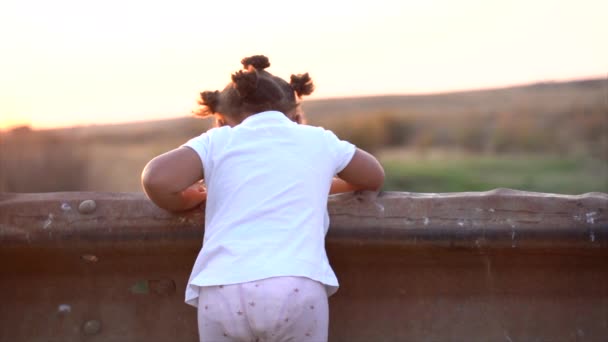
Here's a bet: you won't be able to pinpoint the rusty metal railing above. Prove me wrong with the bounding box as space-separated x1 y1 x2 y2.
1 189 607 341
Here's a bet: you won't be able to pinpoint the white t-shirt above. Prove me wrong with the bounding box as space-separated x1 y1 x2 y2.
182 110 356 307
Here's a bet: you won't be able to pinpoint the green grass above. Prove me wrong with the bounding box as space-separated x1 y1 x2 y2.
381 154 608 195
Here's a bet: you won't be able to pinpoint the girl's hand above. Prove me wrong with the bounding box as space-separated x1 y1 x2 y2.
329 177 360 194
180 181 207 208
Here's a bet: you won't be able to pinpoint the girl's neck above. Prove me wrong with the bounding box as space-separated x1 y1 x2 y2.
217 111 300 127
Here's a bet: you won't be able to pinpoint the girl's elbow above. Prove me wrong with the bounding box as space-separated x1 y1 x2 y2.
355 165 385 192
141 160 168 197
141 166 173 210
141 163 156 192
371 165 385 191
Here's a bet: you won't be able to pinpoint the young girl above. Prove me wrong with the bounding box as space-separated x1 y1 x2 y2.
142 55 384 341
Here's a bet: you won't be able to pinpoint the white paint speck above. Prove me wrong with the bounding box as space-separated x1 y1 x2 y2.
590 231 596 242
42 213 54 230
57 304 71 314
61 203 71 211
586 212 597 224
489 208 495 213
511 230 517 248
423 217 430 226
458 220 465 227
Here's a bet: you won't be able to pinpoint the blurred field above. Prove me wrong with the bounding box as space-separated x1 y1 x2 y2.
1 77 606 195
379 149 607 194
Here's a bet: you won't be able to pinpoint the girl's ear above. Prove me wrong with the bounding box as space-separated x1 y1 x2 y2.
292 113 303 124
287 106 306 125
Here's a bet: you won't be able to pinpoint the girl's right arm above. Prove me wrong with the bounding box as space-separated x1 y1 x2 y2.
331 148 385 193
141 147 206 212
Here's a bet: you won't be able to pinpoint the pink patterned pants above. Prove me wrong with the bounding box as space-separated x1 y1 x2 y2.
197 276 329 342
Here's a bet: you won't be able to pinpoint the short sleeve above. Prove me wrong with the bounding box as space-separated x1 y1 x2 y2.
323 129 356 175
181 132 211 171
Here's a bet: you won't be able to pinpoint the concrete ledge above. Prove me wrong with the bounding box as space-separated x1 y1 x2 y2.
1 189 607 341
1 189 606 248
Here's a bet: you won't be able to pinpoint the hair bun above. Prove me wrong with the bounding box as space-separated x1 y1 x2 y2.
290 73 314 98
231 70 258 99
193 90 220 117
241 55 270 70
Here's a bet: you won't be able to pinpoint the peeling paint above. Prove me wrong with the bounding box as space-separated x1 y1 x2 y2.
81 254 99 263
131 280 149 294
57 304 71 314
586 212 597 224
482 255 493 287
42 213 54 230
374 202 385 216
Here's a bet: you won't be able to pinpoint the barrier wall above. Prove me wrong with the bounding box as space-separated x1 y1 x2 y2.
1 189 607 341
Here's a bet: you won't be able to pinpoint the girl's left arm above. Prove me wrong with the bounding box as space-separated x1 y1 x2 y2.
141 147 206 212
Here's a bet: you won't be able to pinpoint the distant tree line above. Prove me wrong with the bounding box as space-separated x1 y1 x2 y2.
315 105 607 159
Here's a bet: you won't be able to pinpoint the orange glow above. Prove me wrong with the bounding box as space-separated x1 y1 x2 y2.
0 115 30 131
0 0 606 130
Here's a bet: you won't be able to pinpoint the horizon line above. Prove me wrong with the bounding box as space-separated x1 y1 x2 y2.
3 74 606 132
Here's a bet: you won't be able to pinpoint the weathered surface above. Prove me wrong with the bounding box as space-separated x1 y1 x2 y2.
1 189 607 341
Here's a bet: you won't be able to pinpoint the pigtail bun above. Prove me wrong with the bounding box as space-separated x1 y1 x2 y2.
231 70 258 99
241 55 270 71
290 73 314 98
193 90 220 117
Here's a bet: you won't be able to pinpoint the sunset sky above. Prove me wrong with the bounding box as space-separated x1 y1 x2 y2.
0 0 606 130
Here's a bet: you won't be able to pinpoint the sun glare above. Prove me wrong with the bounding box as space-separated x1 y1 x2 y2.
0 115 30 131
0 0 606 129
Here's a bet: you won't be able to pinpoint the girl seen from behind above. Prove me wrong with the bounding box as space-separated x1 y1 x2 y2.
142 55 385 342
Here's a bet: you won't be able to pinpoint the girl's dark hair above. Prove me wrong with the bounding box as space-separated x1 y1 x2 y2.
194 55 314 120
